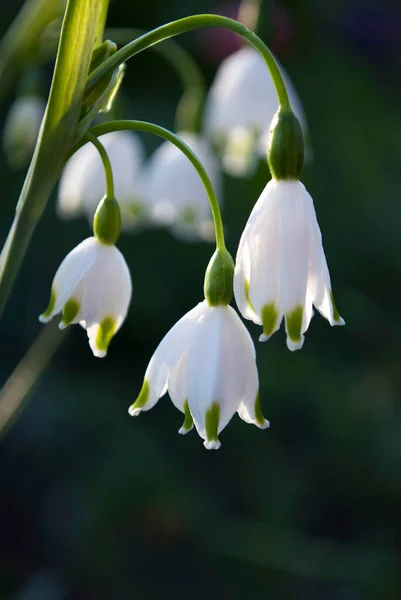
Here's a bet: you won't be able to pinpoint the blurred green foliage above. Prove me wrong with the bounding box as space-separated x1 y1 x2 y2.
1 0 401 599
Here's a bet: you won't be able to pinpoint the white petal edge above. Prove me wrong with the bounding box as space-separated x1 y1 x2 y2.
129 301 209 414
39 237 98 322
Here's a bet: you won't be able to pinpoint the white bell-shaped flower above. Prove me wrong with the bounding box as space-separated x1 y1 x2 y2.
39 236 132 357
57 131 146 229
234 179 344 350
142 131 222 242
204 46 308 177
128 300 269 449
2 95 45 169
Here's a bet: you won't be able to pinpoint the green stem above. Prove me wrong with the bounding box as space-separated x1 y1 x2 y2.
87 14 290 111
85 132 115 197
105 28 205 133
88 120 226 250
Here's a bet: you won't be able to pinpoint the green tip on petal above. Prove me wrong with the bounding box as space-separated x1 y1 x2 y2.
59 298 80 329
330 290 345 325
260 302 279 341
285 305 304 351
39 287 56 323
204 402 221 450
94 316 117 357
254 393 270 429
178 399 194 435
129 380 150 416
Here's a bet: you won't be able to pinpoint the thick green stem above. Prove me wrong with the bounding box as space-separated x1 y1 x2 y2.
88 120 226 250
105 28 205 133
85 133 114 197
0 0 110 320
87 14 290 111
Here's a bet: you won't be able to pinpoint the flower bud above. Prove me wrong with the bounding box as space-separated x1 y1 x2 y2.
93 195 121 245
204 247 235 306
267 108 304 180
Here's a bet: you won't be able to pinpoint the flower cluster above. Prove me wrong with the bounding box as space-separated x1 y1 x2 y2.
37 41 344 450
57 130 221 243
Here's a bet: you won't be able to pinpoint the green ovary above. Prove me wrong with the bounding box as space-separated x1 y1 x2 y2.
61 298 80 327
205 402 220 443
95 316 117 354
261 302 279 337
285 305 304 342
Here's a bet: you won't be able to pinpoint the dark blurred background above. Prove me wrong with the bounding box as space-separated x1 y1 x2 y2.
1 0 401 598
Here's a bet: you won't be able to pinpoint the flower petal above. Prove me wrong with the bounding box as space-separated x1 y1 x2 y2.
167 352 188 413
205 47 308 172
305 195 344 327
222 126 258 178
39 237 98 323
235 180 283 335
58 132 145 225
144 132 222 241
234 317 269 429
80 243 132 357
167 352 194 435
269 182 309 350
186 306 254 448
59 279 84 329
128 301 207 415
57 143 98 219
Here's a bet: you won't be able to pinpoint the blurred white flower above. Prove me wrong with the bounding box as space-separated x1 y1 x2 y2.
39 236 132 357
2 95 45 169
204 46 308 177
129 300 269 449
57 131 146 229
234 179 344 350
142 131 222 242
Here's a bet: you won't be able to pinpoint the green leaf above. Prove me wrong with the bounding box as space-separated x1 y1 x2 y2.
0 0 110 318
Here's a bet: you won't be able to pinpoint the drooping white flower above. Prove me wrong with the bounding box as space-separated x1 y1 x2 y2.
234 179 344 350
142 131 222 242
2 95 45 169
128 300 269 449
57 131 146 229
39 236 132 357
204 46 308 177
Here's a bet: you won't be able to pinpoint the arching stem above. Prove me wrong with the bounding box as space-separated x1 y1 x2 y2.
84 132 115 198
105 28 205 133
87 120 226 250
87 14 291 111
